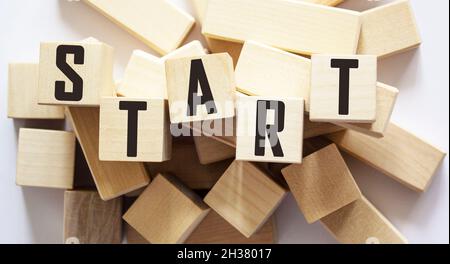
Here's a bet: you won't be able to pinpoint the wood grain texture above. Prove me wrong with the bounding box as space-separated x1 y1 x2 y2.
99 97 171 162
38 40 114 106
66 107 150 200
281 144 361 223
16 128 75 189
327 123 446 192
123 174 210 244
193 135 235 164
303 117 344 139
334 82 399 137
64 190 122 244
358 0 421 58
321 196 408 244
310 54 377 123
83 0 195 55
204 160 287 237
203 0 361 55
8 63 64 119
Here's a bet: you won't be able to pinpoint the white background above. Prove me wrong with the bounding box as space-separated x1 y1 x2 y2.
0 0 448 244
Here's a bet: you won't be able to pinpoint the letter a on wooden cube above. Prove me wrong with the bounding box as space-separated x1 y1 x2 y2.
236 96 304 164
281 144 361 223
123 174 210 244
204 160 287 238
64 190 122 244
38 40 114 106
99 97 171 162
310 55 377 123
16 128 75 189
165 53 236 123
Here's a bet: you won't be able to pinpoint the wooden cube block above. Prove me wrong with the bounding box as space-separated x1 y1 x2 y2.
123 174 210 244
64 190 122 244
16 128 75 189
193 135 235 165
281 144 361 223
236 96 303 163
8 63 64 119
310 54 377 123
203 0 361 55
327 123 446 192
334 82 399 137
166 53 236 123
358 0 421 58
321 196 407 244
38 40 114 106
83 0 195 55
99 97 171 162
204 161 287 237
66 107 150 200
235 41 311 111
117 41 206 99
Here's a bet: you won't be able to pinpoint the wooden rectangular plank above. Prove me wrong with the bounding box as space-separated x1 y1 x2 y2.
66 107 150 200
83 0 195 55
327 123 446 192
203 0 361 55
304 117 344 139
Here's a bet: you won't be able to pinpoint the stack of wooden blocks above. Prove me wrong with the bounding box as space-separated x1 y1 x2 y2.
7 0 446 244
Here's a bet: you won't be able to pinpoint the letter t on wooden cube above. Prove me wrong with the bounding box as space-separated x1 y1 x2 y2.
310 55 377 123
165 53 236 123
99 97 171 162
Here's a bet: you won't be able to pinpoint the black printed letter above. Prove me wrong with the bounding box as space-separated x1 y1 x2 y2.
187 59 217 116
255 100 285 157
55 45 84 101
331 59 359 115
119 101 147 157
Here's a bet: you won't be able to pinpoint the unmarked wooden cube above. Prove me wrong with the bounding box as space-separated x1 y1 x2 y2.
310 54 377 123
236 96 303 163
281 144 361 223
123 174 210 244
64 190 122 244
38 40 114 106
99 97 171 162
8 63 64 119
165 53 236 123
16 128 75 189
204 160 287 238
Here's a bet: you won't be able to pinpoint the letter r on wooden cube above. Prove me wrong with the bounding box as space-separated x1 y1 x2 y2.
99 97 171 162
310 55 377 123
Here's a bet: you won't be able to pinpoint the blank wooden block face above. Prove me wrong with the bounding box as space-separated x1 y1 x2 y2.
193 135 235 165
99 97 171 162
204 161 287 238
123 174 210 244
64 190 122 244
8 63 64 119
236 96 304 163
281 144 361 223
310 54 377 122
321 197 407 244
38 41 114 106
16 128 75 189
166 53 236 123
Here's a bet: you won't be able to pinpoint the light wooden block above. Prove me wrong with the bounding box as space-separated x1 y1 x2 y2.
204 160 287 238
16 128 75 189
123 174 210 244
281 144 361 223
66 107 150 200
8 63 64 119
203 0 361 55
117 41 206 99
99 97 171 162
321 196 408 244
193 135 235 165
166 53 236 123
303 0 343 5
236 96 303 163
83 0 195 55
327 123 446 192
303 117 344 139
358 0 421 58
334 82 399 137
64 190 122 244
310 54 377 123
236 41 311 111
38 40 114 106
